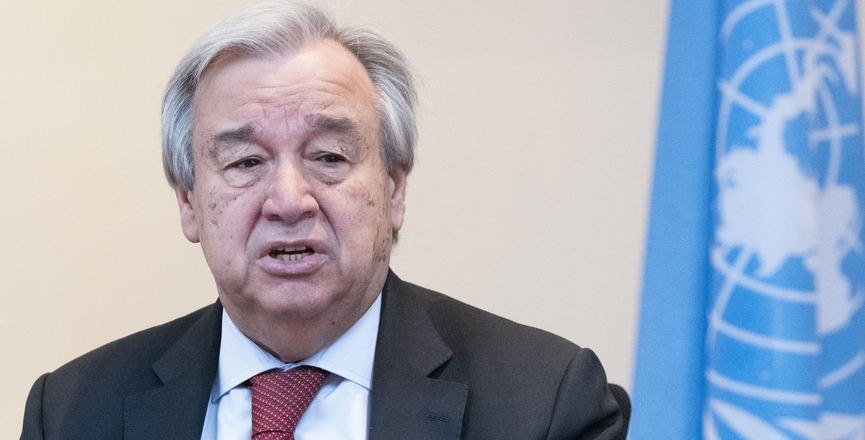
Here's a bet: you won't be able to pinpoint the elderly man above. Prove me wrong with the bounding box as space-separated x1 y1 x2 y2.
21 2 627 439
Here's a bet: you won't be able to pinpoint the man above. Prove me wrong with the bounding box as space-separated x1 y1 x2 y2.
21 1 627 439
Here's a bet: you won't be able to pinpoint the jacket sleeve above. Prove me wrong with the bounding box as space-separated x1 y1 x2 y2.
546 348 628 440
21 373 49 440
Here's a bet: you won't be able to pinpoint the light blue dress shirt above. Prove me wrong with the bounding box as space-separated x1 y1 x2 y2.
200 294 381 440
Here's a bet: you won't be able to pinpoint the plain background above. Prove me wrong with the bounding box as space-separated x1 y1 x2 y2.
3 0 859 435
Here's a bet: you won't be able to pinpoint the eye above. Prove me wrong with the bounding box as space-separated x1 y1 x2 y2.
234 157 262 169
318 153 347 164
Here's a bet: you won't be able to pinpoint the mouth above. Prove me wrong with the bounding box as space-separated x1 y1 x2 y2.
269 246 314 262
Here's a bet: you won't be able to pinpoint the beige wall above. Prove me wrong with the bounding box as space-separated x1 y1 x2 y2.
0 0 671 433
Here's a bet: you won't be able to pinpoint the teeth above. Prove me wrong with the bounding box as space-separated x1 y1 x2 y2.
271 247 313 261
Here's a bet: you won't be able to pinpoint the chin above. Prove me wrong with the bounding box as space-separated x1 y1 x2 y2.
255 288 335 316
267 279 367 316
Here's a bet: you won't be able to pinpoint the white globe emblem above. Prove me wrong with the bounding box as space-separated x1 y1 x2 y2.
704 0 865 439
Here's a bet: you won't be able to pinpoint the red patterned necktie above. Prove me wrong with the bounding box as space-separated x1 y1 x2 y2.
249 366 330 440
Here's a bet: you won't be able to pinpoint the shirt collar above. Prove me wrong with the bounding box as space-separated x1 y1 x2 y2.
212 293 381 402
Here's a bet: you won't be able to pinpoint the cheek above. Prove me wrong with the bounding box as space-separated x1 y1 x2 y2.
337 183 393 260
199 187 262 244
342 182 390 225
321 181 381 234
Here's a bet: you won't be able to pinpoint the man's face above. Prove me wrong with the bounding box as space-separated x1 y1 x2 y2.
176 39 406 354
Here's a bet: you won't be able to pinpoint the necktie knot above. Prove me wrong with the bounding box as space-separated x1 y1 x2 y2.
249 366 329 440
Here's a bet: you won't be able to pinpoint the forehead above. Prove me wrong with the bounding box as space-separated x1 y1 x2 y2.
192 39 377 144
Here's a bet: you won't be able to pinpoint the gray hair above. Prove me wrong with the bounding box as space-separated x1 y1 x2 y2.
162 1 417 191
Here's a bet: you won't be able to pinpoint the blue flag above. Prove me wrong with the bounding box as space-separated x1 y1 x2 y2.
631 1 865 439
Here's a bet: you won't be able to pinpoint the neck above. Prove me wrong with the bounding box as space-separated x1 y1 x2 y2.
220 284 383 363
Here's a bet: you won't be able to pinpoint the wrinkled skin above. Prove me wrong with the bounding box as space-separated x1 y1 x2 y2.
175 39 407 362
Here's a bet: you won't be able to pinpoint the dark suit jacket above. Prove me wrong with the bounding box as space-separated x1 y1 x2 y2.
21 271 626 439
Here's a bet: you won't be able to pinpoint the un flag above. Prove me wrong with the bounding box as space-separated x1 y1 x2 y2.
632 1 865 439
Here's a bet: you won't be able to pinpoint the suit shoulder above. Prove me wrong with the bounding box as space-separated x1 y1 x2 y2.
386 277 624 438
54 302 216 375
26 302 220 439
400 280 581 361
42 301 218 400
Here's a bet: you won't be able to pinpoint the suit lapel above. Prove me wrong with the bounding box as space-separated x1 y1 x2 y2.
117 276 467 439
369 272 468 440
124 301 222 440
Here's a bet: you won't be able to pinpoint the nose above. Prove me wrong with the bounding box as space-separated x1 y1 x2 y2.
261 159 319 224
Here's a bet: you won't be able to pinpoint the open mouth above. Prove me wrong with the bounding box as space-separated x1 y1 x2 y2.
269 246 314 262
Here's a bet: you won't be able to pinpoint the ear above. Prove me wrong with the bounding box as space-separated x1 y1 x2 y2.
388 168 408 233
175 186 201 243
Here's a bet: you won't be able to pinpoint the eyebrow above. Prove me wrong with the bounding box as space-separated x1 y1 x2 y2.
208 114 361 154
303 114 360 138
213 124 256 146
207 125 258 161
